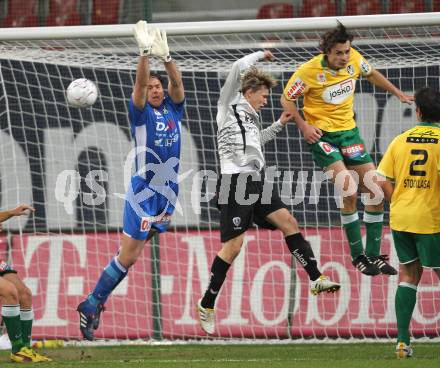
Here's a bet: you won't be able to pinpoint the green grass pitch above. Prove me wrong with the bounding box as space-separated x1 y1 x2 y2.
1 343 439 367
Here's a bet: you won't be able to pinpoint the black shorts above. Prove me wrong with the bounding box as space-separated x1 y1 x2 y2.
216 171 287 242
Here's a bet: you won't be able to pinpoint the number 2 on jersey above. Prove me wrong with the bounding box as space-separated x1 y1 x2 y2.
409 149 428 176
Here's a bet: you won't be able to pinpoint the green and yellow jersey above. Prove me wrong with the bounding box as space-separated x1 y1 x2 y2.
283 48 372 132
377 122 440 234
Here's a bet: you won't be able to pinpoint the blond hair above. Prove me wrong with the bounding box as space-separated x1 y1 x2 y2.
241 67 277 94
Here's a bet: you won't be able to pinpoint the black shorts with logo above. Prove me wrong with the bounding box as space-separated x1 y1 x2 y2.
215 171 287 242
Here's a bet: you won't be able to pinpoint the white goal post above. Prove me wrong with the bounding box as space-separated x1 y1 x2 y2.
0 13 439 342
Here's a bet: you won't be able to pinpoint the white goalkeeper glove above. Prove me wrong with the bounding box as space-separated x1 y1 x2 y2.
133 20 155 56
151 28 171 62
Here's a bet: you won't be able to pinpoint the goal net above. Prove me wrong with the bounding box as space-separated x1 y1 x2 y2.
0 13 439 341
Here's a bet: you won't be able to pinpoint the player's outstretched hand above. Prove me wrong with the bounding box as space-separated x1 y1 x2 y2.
151 28 171 62
279 111 294 125
399 93 414 105
133 20 155 56
10 204 35 217
263 50 274 61
302 124 322 144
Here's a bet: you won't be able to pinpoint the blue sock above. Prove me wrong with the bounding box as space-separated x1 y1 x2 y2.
86 257 127 309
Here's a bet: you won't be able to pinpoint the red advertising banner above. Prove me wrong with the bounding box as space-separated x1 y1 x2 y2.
7 229 440 340
10 233 153 339
160 228 440 339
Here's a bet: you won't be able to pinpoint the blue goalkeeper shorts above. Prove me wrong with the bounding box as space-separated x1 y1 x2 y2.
122 176 176 240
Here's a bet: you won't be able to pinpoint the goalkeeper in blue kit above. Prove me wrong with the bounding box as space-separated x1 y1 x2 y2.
77 21 185 340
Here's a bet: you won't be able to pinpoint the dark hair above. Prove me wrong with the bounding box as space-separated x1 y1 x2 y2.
149 72 165 87
415 87 440 122
320 22 354 54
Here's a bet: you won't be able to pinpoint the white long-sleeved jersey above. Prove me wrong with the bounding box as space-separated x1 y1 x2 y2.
217 51 284 174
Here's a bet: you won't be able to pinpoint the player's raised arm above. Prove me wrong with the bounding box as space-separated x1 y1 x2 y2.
366 69 413 104
218 50 273 107
150 28 184 104
132 21 155 109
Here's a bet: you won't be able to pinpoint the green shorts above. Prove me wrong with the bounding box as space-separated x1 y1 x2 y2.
309 127 373 169
392 230 440 268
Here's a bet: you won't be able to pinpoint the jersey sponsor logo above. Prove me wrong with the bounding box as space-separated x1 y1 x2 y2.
156 121 172 131
322 79 355 104
409 128 439 137
156 121 168 131
286 78 306 100
318 142 338 155
155 117 179 147
167 119 176 130
317 73 326 83
341 143 365 158
165 133 179 147
406 136 438 144
360 59 371 74
407 128 439 143
346 64 354 76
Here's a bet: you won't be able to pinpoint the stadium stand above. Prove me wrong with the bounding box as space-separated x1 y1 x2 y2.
45 0 81 26
1 0 39 27
388 0 425 13
344 0 382 15
257 2 294 19
299 0 337 17
92 0 122 24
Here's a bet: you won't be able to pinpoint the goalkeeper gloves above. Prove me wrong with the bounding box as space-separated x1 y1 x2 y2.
151 28 172 63
133 20 155 56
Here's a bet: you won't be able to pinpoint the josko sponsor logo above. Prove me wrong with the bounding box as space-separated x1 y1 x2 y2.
286 78 306 100
322 79 355 104
318 142 338 155
341 143 365 158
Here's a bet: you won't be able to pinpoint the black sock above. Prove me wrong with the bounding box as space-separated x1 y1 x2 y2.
285 233 321 281
201 256 231 308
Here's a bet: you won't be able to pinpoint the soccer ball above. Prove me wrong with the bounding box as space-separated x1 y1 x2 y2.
66 78 98 108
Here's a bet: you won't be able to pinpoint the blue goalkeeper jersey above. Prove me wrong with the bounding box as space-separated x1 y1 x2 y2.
128 95 184 191
123 95 184 240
